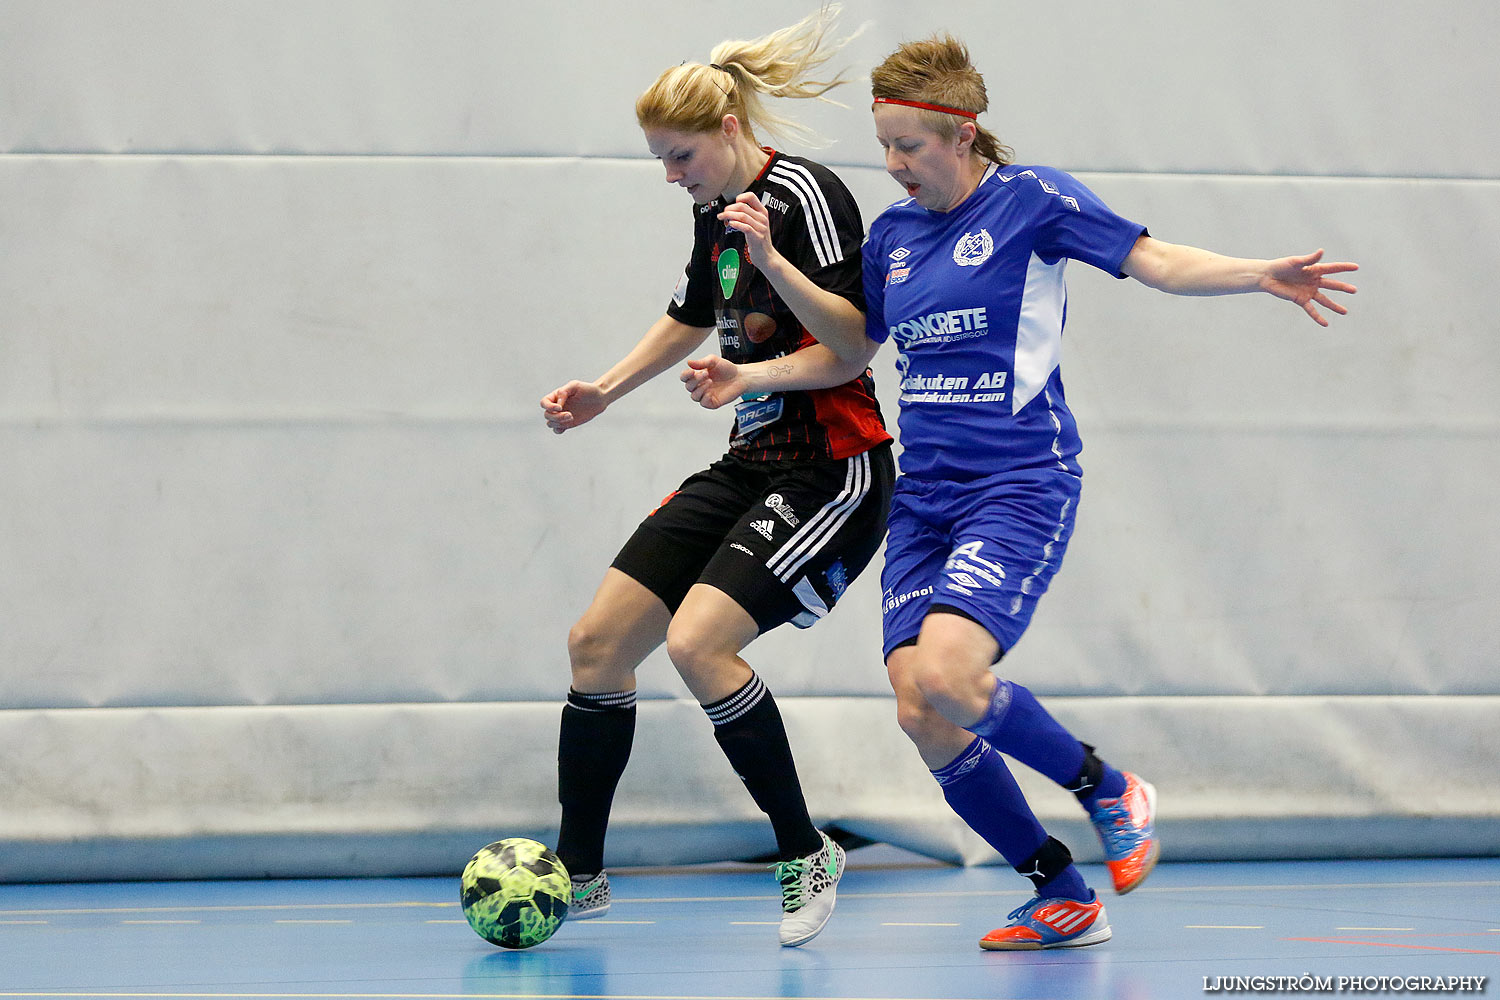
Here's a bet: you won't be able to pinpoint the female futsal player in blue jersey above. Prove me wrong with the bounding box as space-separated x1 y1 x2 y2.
684 34 1358 951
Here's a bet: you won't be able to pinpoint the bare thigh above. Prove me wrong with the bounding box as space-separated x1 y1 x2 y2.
567 567 673 693
665 583 762 704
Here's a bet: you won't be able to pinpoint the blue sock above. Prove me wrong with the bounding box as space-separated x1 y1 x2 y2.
968 679 1127 809
932 738 1091 902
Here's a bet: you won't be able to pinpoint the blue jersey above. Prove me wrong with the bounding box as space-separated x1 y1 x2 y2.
863 165 1145 483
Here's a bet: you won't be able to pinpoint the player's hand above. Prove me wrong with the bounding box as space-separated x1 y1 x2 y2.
718 193 778 269
540 380 607 434
1261 249 1359 327
681 355 747 410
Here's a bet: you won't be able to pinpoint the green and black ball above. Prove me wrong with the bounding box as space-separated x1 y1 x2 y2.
460 838 570 949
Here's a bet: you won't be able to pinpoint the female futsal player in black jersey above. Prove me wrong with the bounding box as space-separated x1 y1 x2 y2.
540 6 893 947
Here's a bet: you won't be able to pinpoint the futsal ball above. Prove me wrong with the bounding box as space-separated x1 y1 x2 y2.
460 838 571 949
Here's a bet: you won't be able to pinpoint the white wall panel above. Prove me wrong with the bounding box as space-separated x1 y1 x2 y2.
6 152 1481 427
4 2 1497 177
1018 429 1500 697
8 418 1489 709
4 157 1490 710
3 696 1494 881
1058 175 1500 428
0 156 691 421
0 421 890 710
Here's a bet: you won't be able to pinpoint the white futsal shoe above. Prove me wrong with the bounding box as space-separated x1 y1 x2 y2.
773 832 846 947
569 871 611 919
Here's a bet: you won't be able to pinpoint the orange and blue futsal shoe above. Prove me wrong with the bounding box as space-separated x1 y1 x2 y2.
979 892 1111 950
1089 771 1159 893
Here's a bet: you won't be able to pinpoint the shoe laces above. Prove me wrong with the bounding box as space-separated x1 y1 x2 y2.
773 857 809 911
1005 895 1045 922
1093 798 1139 854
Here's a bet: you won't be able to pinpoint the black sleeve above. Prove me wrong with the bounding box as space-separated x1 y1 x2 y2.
773 165 866 314
666 207 717 328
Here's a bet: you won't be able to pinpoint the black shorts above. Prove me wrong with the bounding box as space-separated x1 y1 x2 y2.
612 442 895 633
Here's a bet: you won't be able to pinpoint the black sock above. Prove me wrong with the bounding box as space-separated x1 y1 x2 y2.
1014 836 1091 902
555 688 636 877
1066 743 1106 806
1065 742 1127 812
705 673 822 861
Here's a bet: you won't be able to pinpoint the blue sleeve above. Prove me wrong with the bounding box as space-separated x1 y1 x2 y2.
1020 167 1145 278
862 219 891 344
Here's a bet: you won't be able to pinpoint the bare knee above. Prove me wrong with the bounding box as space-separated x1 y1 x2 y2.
567 615 636 692
892 687 979 769
887 649 982 768
663 586 759 703
662 617 705 676
910 657 970 708
565 571 671 692
888 654 948 743
664 615 734 688
893 690 946 746
897 639 994 727
893 644 984 721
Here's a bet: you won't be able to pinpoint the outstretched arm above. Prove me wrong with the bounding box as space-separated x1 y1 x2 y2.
541 314 713 434
1120 235 1359 327
720 192 870 362
681 339 880 411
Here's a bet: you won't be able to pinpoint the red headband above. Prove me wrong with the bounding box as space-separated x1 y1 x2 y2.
872 96 978 120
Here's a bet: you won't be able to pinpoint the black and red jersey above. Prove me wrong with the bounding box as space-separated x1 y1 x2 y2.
666 150 891 462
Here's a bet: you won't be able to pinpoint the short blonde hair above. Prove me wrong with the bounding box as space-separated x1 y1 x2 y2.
635 5 858 147
870 35 1013 166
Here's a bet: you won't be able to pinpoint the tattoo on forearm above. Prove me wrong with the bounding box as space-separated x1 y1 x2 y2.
767 364 794 379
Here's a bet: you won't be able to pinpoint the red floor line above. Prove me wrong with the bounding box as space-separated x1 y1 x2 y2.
1286 937 1500 955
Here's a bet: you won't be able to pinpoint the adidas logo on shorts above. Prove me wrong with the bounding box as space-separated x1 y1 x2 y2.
751 519 776 540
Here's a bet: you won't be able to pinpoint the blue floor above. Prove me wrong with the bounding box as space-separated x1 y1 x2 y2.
1 855 1496 999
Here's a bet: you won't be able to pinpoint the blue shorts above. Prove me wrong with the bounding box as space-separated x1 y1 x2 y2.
880 469 1082 660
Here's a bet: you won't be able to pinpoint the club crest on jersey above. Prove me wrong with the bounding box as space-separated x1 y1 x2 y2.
953 229 994 267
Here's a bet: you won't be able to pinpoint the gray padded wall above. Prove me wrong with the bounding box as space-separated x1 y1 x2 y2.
2 0 1496 880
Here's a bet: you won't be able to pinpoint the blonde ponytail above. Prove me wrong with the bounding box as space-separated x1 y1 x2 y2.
636 5 860 147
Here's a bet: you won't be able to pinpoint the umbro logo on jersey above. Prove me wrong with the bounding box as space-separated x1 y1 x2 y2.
750 519 776 540
887 247 914 286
